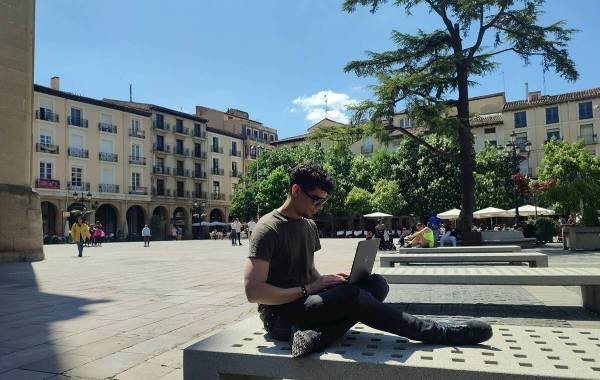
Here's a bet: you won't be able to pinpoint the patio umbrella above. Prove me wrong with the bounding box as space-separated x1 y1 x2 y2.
363 212 393 218
506 205 555 217
437 208 461 220
473 207 509 218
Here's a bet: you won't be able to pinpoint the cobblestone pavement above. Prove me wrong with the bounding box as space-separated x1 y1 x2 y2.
0 239 598 379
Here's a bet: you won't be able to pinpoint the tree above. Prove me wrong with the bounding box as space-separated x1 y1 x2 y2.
229 179 258 221
321 142 355 217
474 144 514 209
254 166 290 214
342 0 578 231
370 179 406 215
349 155 375 191
537 140 600 225
345 187 372 216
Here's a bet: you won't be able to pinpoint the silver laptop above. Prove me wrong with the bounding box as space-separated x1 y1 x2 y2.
347 238 380 284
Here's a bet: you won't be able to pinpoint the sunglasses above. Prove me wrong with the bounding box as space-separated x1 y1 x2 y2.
300 187 329 206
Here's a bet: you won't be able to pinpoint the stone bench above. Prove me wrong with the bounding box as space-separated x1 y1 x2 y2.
377 267 600 313
380 252 548 268
183 315 600 379
481 231 537 248
398 245 521 254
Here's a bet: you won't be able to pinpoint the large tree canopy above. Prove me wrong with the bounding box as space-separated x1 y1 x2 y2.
341 0 578 231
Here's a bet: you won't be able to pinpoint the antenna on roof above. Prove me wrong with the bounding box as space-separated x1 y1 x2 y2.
129 83 132 102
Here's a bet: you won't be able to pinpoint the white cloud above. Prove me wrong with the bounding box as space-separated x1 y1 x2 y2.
292 90 358 124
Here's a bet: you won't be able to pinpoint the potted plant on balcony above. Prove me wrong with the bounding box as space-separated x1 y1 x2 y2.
536 140 600 250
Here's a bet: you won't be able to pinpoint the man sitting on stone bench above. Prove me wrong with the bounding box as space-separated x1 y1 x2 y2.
244 162 492 358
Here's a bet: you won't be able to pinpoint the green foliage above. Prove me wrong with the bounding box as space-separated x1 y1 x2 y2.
229 179 258 221
345 187 372 215
370 179 406 215
537 140 600 221
474 145 515 209
349 155 375 190
533 217 558 243
254 167 289 214
321 143 355 217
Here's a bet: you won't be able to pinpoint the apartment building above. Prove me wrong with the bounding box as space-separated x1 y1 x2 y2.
34 79 153 239
196 106 277 173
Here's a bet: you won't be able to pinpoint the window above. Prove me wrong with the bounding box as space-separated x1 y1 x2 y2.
545 106 559 124
194 123 201 136
177 181 184 196
70 134 83 148
195 163 202 174
194 143 202 156
71 167 83 187
580 124 595 145
195 182 202 195
177 160 184 171
101 139 113 154
155 114 164 128
39 133 52 145
156 179 165 194
131 118 141 131
131 172 141 187
546 128 561 141
100 113 112 125
579 102 593 120
212 136 219 148
131 144 140 159
176 139 184 153
484 127 496 134
39 162 52 179
156 157 164 168
399 118 411 128
514 111 527 128
515 132 528 147
253 130 258 139
176 119 183 129
70 107 82 122
101 168 114 184
231 141 237 154
212 181 220 194
270 134 274 142
232 161 238 174
156 135 164 148
213 158 219 170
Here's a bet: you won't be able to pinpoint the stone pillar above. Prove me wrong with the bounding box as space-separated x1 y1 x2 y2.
0 0 44 263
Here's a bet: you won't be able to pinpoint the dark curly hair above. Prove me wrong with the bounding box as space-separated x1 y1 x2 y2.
289 161 335 193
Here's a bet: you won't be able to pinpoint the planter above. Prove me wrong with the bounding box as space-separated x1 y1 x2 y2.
563 226 600 251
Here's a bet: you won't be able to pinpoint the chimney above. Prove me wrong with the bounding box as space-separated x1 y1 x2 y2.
528 91 541 102
50 76 60 91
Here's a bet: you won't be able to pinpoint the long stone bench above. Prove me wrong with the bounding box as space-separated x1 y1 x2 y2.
184 315 600 379
398 245 521 254
380 252 548 268
377 267 600 313
481 231 537 248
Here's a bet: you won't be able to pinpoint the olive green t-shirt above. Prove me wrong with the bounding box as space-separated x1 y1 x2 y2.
248 209 321 289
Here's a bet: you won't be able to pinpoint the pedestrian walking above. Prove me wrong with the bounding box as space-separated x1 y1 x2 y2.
230 219 238 246
70 216 90 257
94 223 105 246
171 226 177 240
142 224 151 247
235 218 242 245
247 219 256 238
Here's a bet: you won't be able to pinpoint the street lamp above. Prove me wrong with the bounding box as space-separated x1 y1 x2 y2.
499 132 531 225
191 200 207 239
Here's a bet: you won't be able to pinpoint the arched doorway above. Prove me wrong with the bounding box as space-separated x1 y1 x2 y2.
41 201 58 237
173 207 189 238
126 205 146 238
151 206 169 240
209 208 224 223
95 204 119 237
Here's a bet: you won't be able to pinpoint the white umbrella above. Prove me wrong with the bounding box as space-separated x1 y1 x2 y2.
506 204 555 217
473 207 509 219
363 212 393 218
437 208 461 220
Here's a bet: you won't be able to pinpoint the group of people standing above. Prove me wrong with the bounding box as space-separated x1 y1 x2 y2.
230 218 257 246
69 216 105 257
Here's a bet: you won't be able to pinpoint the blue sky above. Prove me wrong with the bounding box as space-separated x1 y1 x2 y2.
35 0 600 138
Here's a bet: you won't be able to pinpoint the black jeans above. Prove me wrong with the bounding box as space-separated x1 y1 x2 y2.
266 274 443 344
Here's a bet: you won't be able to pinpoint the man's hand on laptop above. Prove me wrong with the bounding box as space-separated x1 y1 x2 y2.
336 271 350 279
307 274 347 294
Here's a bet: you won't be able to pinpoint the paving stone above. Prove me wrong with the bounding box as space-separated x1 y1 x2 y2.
113 361 175 380
0 368 54 379
20 352 96 374
64 351 148 379
74 335 148 358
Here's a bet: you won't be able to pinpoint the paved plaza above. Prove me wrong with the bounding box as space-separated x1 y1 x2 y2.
0 239 599 379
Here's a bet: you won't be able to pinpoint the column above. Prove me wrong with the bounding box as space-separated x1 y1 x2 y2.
0 0 44 262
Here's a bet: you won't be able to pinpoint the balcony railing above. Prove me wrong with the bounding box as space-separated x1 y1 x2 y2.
246 134 268 143
99 184 119 193
35 109 59 122
129 186 148 195
193 151 207 159
36 143 59 154
230 171 240 178
68 147 89 158
211 192 226 201
193 130 207 139
129 156 147 165
175 168 191 177
152 187 171 197
152 120 171 131
153 166 171 175
193 170 207 179
129 128 145 138
211 146 223 154
230 149 241 157
36 178 60 189
68 182 90 191
211 168 224 176
175 126 189 135
99 152 118 162
193 191 208 199
361 145 374 155
579 134 598 145
175 190 190 198
98 122 117 134
68 116 88 128
174 148 190 157
152 143 170 153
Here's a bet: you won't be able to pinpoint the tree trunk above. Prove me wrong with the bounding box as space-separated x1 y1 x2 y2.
456 67 475 232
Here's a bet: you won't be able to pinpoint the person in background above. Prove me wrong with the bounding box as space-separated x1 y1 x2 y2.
142 224 151 247
171 226 177 240
439 223 457 247
235 218 243 245
365 230 374 240
405 222 435 248
427 215 442 242
94 223 104 247
89 224 96 246
247 218 257 238
70 216 90 258
230 219 238 246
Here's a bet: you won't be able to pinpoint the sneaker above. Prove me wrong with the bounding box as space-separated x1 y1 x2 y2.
290 327 322 358
433 319 493 345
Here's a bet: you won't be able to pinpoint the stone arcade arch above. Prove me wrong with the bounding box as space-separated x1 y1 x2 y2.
94 203 119 237
151 206 169 240
126 205 146 237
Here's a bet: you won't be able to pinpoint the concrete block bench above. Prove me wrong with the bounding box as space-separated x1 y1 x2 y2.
398 245 521 254
184 315 600 379
481 231 537 248
380 252 548 268
377 267 600 313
